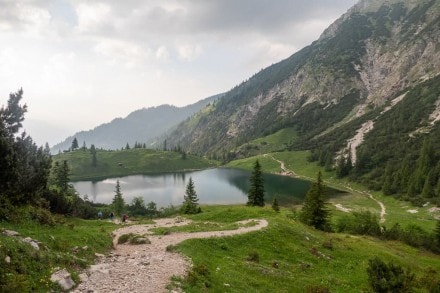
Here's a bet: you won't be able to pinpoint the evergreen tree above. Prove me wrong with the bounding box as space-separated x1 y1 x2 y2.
146 201 158 219
82 141 87 151
71 137 79 150
272 196 280 213
247 160 265 207
112 180 125 216
53 160 70 193
300 171 330 231
90 144 97 167
129 196 147 216
0 89 52 205
125 143 130 150
435 220 440 246
181 177 200 214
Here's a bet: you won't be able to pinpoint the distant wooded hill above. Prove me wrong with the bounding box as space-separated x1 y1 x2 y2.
51 94 223 153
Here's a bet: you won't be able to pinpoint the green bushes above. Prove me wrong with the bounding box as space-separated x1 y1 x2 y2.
367 257 414 292
336 211 381 236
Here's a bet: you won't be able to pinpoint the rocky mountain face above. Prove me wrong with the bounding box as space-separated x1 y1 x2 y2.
166 0 440 159
51 94 222 153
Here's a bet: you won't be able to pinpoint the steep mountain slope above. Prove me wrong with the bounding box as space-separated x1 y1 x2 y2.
166 0 440 199
51 94 222 153
167 0 439 159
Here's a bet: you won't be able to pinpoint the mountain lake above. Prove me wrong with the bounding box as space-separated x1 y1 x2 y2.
72 168 340 208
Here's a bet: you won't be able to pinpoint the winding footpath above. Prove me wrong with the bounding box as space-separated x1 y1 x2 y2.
73 218 268 293
264 154 387 223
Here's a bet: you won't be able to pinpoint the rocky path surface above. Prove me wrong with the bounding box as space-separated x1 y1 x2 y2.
73 218 268 293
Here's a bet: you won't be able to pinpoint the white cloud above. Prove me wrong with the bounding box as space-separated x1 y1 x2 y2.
75 2 112 33
94 40 151 68
177 44 203 61
155 46 170 61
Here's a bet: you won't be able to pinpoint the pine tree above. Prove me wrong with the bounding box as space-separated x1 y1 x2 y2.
90 144 97 167
272 196 280 213
112 180 125 216
71 137 79 150
181 177 200 214
300 171 330 231
247 160 265 207
435 220 440 246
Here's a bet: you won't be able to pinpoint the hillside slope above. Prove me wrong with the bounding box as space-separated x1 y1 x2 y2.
165 0 440 198
166 0 439 157
51 94 222 153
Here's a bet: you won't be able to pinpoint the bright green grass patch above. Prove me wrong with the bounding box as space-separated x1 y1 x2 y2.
236 127 298 156
150 219 259 235
54 148 220 181
174 206 440 292
0 217 115 292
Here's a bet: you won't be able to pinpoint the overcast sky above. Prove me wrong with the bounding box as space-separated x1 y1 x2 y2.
0 0 357 146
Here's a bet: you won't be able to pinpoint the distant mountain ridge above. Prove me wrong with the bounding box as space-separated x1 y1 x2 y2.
51 94 222 153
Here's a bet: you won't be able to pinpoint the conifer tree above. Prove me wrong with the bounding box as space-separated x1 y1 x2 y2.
300 171 330 231
90 144 97 167
247 160 265 207
435 220 440 246
112 180 125 216
71 137 79 150
181 177 200 214
272 196 280 213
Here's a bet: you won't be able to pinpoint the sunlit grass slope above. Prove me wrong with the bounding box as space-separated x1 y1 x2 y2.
53 148 220 181
175 205 440 292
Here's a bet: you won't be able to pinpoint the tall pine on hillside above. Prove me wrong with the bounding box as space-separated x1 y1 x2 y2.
247 160 265 207
181 177 200 214
300 171 330 231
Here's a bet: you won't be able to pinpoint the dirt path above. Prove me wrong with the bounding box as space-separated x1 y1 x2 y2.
73 218 268 293
263 154 386 222
263 154 297 176
345 186 387 223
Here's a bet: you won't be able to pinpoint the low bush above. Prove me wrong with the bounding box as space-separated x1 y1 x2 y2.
367 257 414 293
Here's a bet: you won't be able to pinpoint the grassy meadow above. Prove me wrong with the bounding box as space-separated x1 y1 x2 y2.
53 148 220 181
172 205 440 292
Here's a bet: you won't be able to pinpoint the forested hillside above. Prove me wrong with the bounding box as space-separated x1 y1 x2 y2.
51 94 222 153
165 0 440 203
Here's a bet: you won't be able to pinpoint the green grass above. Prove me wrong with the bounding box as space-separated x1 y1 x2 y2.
53 148 220 181
0 214 115 292
174 205 440 292
227 150 439 232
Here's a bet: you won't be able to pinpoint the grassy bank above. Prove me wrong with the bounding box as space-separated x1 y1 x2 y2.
53 148 220 181
226 151 440 231
0 208 116 292
173 205 440 292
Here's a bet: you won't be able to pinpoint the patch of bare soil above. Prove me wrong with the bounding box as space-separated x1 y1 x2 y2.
73 218 268 293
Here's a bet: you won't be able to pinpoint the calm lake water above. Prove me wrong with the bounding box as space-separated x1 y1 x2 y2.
72 168 313 208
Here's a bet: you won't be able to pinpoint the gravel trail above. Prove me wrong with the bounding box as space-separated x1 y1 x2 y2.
73 218 268 293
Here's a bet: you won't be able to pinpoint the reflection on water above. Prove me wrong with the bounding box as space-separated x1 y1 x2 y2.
72 168 313 208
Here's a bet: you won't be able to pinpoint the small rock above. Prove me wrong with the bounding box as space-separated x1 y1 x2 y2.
82 246 89 250
5 256 11 263
23 237 40 250
51 268 75 291
95 253 105 258
3 230 19 236
79 273 89 282
224 283 230 287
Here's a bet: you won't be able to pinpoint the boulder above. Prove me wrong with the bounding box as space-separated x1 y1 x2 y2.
51 268 75 291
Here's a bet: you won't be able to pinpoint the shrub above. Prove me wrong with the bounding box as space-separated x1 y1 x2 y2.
367 257 414 293
336 211 381 236
246 251 260 263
